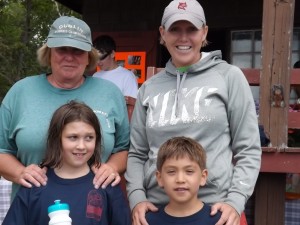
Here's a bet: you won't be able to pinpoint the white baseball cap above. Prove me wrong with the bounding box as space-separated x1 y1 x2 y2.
161 0 206 30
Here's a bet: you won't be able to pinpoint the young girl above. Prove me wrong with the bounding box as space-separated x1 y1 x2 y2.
3 100 131 225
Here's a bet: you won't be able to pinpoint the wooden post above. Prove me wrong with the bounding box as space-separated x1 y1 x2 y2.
255 0 295 225
259 0 294 148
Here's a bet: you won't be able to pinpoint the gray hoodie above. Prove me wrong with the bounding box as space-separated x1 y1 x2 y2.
125 50 261 214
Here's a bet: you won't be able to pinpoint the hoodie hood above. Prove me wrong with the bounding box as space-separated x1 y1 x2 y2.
164 50 225 116
165 50 224 76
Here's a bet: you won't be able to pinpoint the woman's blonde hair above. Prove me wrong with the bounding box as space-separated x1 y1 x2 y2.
37 44 99 73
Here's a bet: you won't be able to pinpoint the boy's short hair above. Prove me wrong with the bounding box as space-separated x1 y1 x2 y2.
93 35 116 54
156 136 206 171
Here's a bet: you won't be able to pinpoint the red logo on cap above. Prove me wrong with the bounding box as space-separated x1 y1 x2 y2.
178 2 187 10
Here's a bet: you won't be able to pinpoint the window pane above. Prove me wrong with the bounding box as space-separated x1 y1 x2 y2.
232 54 252 68
254 53 261 68
232 32 252 52
250 86 260 101
292 53 300 67
292 31 300 51
254 31 262 52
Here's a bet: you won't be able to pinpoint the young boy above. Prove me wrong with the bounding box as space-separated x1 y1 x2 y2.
145 136 221 225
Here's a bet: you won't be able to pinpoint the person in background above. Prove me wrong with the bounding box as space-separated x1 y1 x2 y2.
294 60 300 69
3 101 131 225
93 35 139 120
125 1 261 225
0 16 129 202
145 136 221 225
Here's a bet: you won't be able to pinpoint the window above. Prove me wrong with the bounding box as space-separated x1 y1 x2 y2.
231 30 262 68
231 29 300 69
292 29 300 67
231 30 262 101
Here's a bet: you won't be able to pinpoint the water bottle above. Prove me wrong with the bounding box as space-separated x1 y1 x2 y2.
48 200 72 225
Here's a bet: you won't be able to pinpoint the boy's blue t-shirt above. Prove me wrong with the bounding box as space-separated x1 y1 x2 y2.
146 203 221 225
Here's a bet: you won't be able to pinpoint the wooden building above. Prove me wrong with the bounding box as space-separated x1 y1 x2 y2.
56 0 300 224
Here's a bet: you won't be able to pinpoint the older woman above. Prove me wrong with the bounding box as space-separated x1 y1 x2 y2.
0 16 129 200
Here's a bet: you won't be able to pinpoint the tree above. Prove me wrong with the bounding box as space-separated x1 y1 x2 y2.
0 0 81 102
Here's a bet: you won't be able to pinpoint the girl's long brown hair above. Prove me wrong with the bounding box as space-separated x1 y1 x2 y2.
41 100 101 169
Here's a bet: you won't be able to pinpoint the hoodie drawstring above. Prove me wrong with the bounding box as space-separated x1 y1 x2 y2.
174 70 187 117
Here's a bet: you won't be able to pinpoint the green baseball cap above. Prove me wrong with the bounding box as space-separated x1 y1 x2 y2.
46 16 92 51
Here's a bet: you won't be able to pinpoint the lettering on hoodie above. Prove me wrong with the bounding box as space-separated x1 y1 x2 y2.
146 86 218 128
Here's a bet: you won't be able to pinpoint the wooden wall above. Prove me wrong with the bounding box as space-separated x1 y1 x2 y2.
56 0 300 68
56 0 300 31
83 0 265 31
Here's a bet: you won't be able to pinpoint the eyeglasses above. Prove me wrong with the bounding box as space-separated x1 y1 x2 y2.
99 52 109 61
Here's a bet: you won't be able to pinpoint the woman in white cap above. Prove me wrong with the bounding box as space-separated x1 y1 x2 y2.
125 0 261 225
0 16 129 201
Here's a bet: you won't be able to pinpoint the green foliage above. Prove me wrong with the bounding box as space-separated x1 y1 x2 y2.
0 0 81 102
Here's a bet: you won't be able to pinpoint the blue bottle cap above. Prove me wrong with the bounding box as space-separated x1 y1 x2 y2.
48 200 70 213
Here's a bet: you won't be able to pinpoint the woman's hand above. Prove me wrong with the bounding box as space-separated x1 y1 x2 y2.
132 201 158 225
211 202 240 225
92 163 121 189
92 151 128 189
18 164 48 188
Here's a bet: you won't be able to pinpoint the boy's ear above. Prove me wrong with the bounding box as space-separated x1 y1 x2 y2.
156 170 164 188
199 169 208 187
111 50 116 58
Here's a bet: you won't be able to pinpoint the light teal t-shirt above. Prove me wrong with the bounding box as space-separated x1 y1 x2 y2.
0 74 130 199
